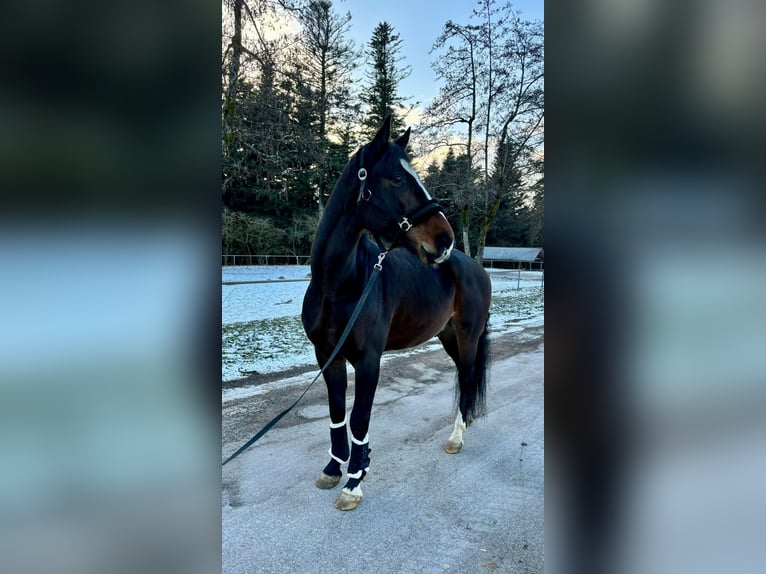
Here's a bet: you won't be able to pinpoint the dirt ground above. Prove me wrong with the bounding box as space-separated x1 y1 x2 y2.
222 325 544 447
222 324 544 574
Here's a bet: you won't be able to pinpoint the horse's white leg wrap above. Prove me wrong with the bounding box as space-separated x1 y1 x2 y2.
351 432 369 446
329 418 346 429
345 431 371 479
328 449 349 465
328 417 349 464
336 430 370 505
346 431 370 475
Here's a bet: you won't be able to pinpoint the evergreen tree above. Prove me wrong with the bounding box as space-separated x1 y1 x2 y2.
481 138 524 245
526 167 544 247
422 148 483 254
361 22 411 138
298 1 359 214
221 40 319 254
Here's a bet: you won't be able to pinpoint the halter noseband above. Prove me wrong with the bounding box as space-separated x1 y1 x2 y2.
356 147 445 241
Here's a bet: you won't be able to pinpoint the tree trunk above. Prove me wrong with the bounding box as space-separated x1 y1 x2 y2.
223 0 243 128
460 207 471 257
482 1 493 192
476 191 503 265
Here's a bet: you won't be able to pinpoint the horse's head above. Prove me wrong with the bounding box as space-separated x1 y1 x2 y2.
355 116 455 265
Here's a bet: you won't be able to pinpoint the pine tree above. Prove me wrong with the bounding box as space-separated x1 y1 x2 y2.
221 0 326 256
361 22 411 138
422 148 483 255
298 0 359 215
526 165 544 247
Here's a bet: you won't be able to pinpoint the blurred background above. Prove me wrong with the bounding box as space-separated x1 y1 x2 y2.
1 0 765 573
0 1 221 573
546 0 766 573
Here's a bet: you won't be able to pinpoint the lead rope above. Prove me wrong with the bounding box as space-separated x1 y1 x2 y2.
222 250 388 466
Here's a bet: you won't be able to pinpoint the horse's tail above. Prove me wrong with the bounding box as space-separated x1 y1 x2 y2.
464 318 490 422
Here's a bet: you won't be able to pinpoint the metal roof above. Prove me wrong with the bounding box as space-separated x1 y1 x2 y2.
482 246 542 262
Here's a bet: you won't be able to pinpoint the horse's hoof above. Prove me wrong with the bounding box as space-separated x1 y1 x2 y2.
315 472 342 489
444 440 463 454
334 488 362 511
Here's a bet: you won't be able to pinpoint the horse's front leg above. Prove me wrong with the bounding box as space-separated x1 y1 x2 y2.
334 354 381 511
315 354 349 490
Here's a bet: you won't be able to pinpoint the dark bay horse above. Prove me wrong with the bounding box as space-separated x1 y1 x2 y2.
301 116 492 510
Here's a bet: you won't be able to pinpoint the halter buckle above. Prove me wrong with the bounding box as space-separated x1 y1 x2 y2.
398 217 413 232
357 168 367 181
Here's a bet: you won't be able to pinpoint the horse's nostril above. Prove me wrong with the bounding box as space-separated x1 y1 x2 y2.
436 233 453 251
432 233 454 264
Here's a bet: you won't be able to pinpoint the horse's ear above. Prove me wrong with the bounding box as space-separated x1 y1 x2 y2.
368 114 392 155
394 127 411 150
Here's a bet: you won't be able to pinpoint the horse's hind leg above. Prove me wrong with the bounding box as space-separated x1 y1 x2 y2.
438 322 468 453
438 319 490 454
315 354 349 490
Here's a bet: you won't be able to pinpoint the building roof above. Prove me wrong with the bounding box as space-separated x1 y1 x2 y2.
482 246 542 262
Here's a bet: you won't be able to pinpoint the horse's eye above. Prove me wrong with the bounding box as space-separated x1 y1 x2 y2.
391 176 403 185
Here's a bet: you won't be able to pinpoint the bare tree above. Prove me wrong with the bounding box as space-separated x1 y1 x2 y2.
475 14 544 261
427 21 482 255
427 1 543 261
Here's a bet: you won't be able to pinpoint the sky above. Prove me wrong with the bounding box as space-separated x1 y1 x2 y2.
336 0 544 113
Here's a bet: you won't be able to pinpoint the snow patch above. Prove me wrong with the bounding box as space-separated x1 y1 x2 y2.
222 266 543 383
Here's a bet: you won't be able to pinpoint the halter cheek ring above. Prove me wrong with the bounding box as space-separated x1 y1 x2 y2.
357 167 368 203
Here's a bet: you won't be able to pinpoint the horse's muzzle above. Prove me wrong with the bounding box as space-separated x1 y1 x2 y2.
433 233 455 264
409 211 455 265
422 231 454 265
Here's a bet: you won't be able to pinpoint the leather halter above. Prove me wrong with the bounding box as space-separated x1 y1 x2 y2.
356 146 444 244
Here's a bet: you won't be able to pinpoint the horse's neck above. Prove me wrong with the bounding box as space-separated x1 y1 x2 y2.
311 188 367 294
